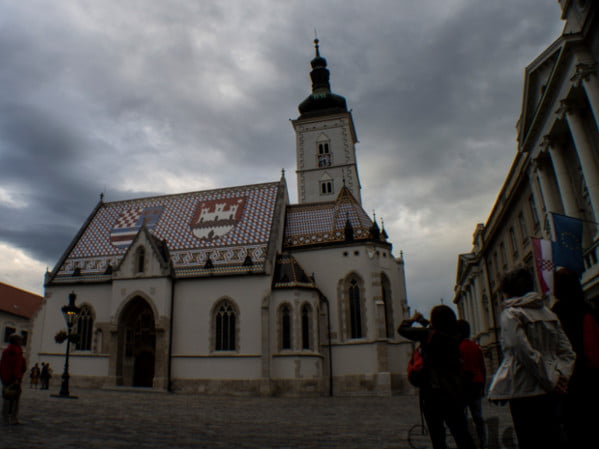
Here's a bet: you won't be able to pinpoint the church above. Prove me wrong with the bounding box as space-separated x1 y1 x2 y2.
30 41 411 396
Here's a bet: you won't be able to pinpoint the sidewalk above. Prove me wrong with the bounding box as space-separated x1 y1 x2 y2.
1 388 516 449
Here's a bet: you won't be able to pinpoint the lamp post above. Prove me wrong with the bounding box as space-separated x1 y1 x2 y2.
57 292 81 398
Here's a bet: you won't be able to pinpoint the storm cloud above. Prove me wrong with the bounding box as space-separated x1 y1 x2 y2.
0 0 563 315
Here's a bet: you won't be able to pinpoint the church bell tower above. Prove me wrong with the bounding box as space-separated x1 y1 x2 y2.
292 39 362 205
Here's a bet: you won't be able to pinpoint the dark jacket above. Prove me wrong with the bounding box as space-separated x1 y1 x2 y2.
398 319 463 397
0 344 26 385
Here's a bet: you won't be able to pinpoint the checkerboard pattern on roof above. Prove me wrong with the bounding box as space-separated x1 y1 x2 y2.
57 183 279 276
284 197 373 248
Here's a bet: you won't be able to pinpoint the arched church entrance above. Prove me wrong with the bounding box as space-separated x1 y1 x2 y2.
117 297 156 387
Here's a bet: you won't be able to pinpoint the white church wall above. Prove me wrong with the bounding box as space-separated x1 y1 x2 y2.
68 354 110 377
333 343 378 374
172 275 272 357
271 355 322 378
33 284 111 358
173 356 262 380
111 277 173 321
290 243 402 342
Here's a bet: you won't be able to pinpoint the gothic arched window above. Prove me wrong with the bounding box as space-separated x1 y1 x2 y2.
301 304 312 350
136 247 145 273
280 304 292 350
320 180 333 195
349 278 363 339
76 305 94 351
214 300 237 351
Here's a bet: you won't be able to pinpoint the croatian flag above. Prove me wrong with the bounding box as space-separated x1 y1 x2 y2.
110 206 164 248
532 237 554 295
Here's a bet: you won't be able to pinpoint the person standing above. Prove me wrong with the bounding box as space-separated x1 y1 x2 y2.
40 362 52 390
551 267 599 448
488 267 575 449
457 319 487 449
29 363 40 389
0 334 26 425
399 305 476 449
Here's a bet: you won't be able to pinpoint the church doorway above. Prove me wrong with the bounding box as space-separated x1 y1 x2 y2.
117 297 156 387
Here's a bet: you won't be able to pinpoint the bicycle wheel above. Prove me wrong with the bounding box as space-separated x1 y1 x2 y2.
407 423 430 449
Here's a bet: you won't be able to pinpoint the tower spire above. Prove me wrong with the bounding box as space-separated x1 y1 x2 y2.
298 38 347 118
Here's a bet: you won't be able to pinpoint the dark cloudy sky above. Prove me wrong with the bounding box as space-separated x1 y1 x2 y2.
0 1 564 315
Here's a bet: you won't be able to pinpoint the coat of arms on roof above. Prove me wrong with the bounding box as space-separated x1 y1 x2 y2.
110 206 164 248
190 197 246 241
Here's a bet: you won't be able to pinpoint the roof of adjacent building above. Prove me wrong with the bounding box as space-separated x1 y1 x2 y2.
48 181 285 282
0 282 43 319
284 186 378 249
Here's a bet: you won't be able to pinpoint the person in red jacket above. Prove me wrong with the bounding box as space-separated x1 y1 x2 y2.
457 319 487 449
1 334 26 425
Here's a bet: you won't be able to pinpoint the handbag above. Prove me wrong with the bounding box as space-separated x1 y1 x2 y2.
407 345 426 387
2 383 21 400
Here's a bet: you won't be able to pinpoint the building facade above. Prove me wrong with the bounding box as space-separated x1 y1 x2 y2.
29 42 411 396
454 0 599 369
0 282 43 362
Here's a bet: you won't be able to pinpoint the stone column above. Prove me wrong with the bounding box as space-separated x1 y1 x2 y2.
542 135 579 217
571 62 599 129
558 100 599 220
472 276 484 336
529 173 549 238
532 155 561 215
466 285 475 332
260 295 272 396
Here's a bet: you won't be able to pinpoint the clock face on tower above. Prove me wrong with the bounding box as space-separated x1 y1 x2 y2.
318 154 331 167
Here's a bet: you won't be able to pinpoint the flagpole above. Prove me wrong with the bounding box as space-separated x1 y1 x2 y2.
548 211 599 226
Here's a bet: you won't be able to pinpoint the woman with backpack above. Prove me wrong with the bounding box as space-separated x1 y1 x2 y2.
399 305 475 449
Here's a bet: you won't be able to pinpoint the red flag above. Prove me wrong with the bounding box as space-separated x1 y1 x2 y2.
532 238 554 295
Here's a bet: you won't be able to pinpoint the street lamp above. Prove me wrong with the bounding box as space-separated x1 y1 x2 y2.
57 291 81 398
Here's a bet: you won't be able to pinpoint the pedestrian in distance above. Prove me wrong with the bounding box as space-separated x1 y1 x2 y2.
551 267 599 449
399 305 476 449
488 267 575 449
30 363 40 389
456 319 487 449
1 334 26 425
40 362 52 390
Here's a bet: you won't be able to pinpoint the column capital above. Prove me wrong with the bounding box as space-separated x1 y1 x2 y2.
571 62 598 87
540 134 553 150
531 153 550 171
556 98 584 120
541 134 567 151
555 99 570 120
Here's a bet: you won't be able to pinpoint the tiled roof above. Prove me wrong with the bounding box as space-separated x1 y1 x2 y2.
0 282 43 319
284 186 374 248
51 182 282 281
272 254 316 289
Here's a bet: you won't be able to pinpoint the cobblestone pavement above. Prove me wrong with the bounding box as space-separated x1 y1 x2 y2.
1 387 517 449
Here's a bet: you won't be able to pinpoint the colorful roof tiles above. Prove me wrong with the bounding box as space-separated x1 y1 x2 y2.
284 186 374 248
51 182 283 280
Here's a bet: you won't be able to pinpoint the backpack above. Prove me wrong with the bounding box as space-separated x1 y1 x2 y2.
407 345 426 387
